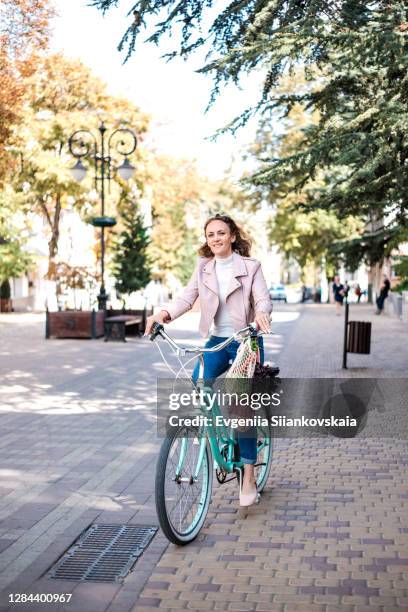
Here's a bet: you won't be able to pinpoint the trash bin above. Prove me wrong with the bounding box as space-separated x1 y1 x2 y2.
347 321 371 354
313 288 322 303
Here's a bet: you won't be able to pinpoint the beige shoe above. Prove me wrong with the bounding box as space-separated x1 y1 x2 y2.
239 487 259 507
238 468 259 507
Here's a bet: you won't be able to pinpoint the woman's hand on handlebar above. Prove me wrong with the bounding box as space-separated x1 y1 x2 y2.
144 310 170 336
254 312 271 334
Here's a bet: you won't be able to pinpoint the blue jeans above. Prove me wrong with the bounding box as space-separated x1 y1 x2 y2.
376 295 386 311
192 335 264 464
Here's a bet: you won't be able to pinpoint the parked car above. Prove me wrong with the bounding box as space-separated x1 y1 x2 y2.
269 284 287 302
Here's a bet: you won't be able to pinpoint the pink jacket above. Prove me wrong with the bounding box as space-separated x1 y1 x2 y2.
166 252 272 337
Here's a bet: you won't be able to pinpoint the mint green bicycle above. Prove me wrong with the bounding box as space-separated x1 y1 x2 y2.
150 322 277 545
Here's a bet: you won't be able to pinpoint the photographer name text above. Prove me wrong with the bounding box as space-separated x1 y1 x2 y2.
167 415 357 428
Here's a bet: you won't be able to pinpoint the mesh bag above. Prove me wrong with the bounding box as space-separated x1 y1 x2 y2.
226 336 258 382
224 336 259 425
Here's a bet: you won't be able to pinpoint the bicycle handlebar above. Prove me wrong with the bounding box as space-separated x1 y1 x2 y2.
149 321 164 342
149 321 261 356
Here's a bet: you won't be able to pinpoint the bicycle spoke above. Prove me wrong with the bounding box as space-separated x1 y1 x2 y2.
254 425 273 491
163 430 209 536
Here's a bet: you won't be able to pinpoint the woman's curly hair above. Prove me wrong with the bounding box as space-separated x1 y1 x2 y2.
198 213 252 258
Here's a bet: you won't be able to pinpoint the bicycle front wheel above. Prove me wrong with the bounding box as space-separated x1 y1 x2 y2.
155 425 213 545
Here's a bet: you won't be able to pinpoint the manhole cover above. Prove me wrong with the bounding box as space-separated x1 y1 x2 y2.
48 524 157 583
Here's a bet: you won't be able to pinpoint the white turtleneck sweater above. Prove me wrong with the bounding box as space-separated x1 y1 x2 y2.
212 254 235 337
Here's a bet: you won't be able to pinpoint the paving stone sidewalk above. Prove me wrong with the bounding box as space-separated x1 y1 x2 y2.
0 312 170 612
138 437 408 612
276 303 408 378
133 304 408 612
0 305 407 612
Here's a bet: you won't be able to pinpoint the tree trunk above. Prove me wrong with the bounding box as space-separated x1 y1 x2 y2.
368 260 384 304
42 193 63 305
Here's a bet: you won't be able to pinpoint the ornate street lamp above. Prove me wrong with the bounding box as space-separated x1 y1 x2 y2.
68 121 137 310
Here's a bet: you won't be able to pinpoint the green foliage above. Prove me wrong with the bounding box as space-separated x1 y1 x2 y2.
250 90 363 276
0 185 32 282
268 207 362 275
2 45 248 296
93 1 408 268
111 200 151 299
92 2 406 112
175 232 197 286
393 255 408 292
6 53 150 301
0 0 53 181
248 7 408 267
0 239 32 283
147 155 202 284
146 154 252 284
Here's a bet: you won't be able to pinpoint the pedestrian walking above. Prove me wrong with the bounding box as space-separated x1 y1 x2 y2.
355 283 363 303
332 275 345 315
375 274 391 314
145 213 272 507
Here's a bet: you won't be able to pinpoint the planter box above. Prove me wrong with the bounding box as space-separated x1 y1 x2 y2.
46 309 105 339
0 298 12 312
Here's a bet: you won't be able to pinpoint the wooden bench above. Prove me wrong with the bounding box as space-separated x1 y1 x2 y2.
104 315 142 342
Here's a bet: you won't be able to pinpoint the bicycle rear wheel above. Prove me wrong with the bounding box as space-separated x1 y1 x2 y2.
255 422 273 493
155 425 213 545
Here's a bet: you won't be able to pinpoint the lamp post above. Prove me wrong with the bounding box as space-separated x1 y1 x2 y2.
68 121 137 310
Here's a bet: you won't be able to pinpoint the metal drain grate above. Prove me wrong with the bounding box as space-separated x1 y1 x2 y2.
48 524 157 583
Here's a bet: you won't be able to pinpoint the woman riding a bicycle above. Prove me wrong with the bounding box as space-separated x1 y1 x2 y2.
145 213 272 507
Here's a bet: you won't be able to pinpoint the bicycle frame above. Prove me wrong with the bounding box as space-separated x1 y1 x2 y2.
152 322 266 479
174 383 248 480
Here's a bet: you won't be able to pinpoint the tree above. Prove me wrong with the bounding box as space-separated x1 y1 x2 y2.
249 79 363 279
9 53 149 301
0 1 52 293
393 256 408 292
147 155 202 285
0 0 53 180
92 1 408 268
268 206 361 282
0 239 32 284
0 186 32 283
146 153 252 285
111 198 151 303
